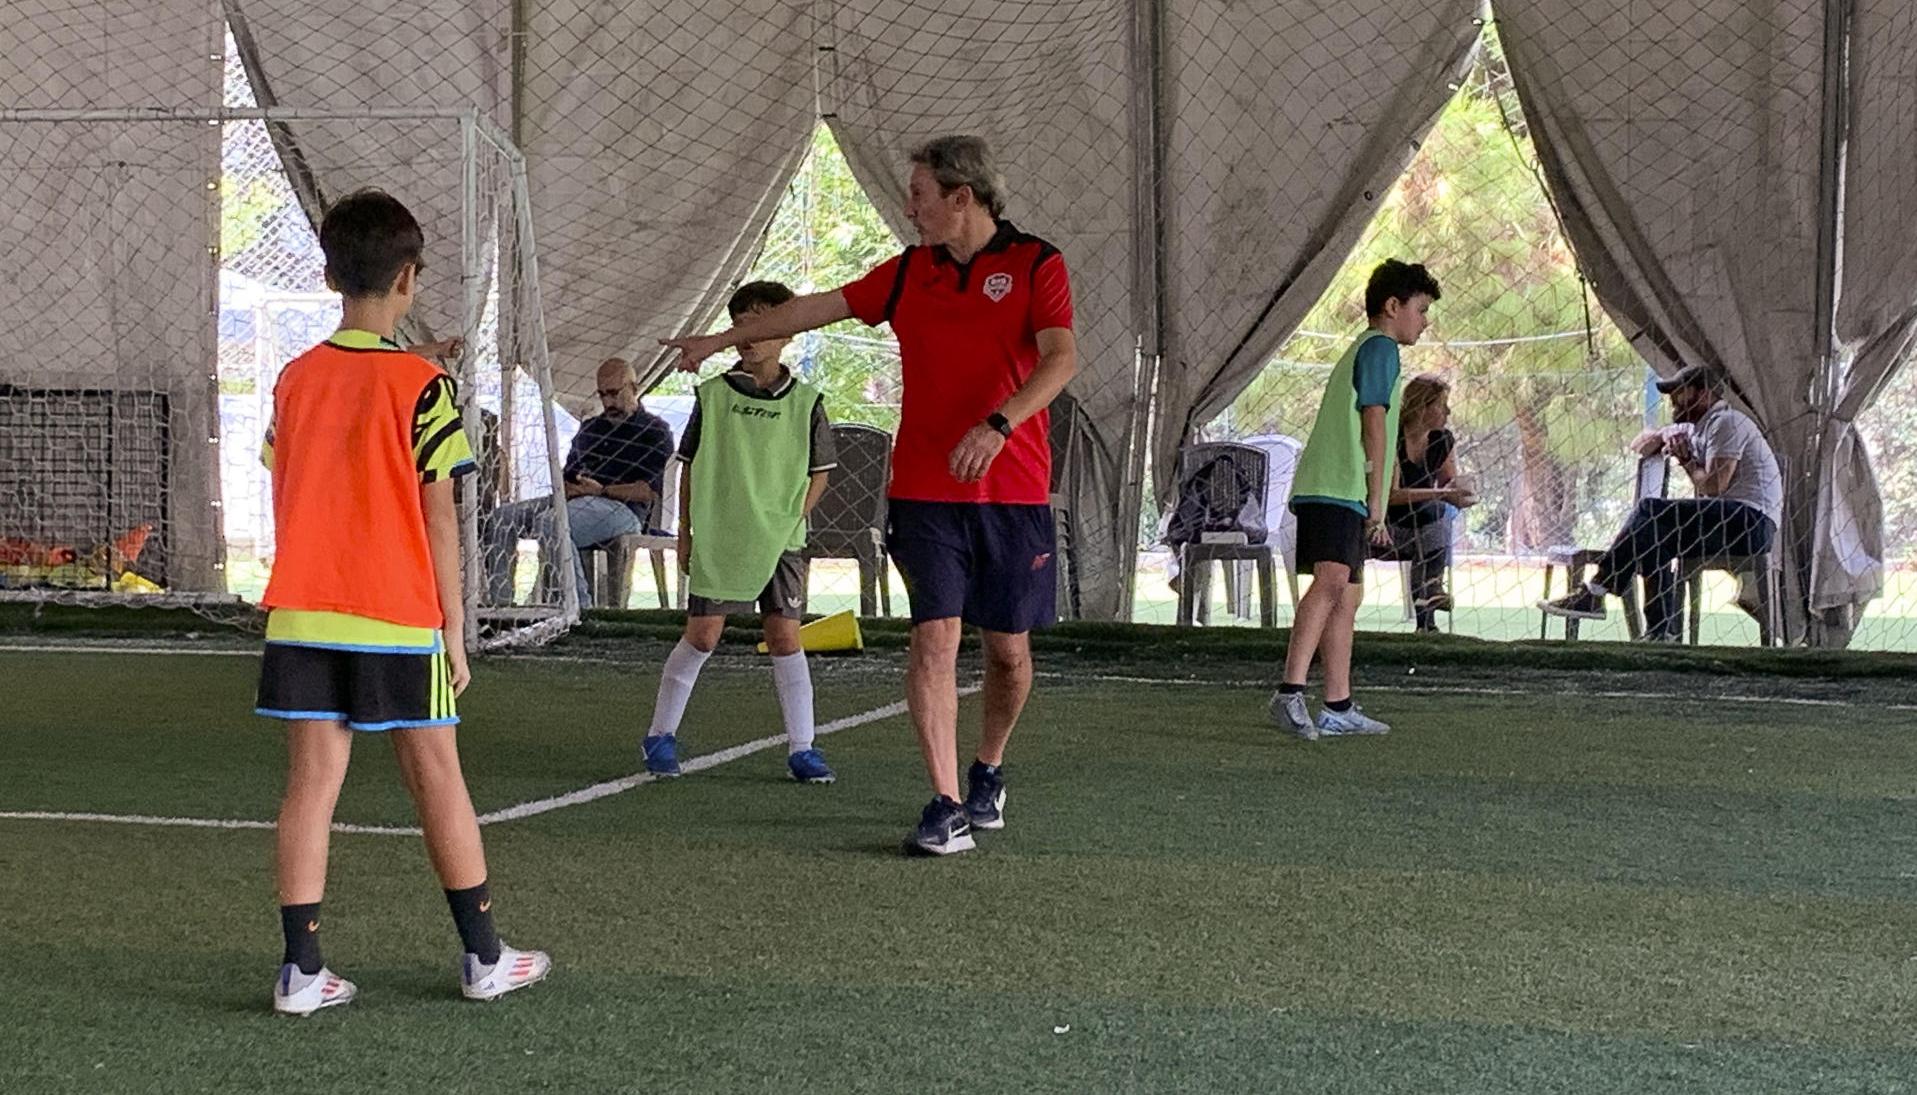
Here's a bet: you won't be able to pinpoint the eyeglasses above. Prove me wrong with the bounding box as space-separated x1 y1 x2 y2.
597 387 630 399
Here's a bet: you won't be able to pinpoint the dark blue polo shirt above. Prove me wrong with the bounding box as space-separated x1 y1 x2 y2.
562 406 675 521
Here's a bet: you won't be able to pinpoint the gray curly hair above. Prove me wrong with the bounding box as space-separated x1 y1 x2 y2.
909 135 1007 218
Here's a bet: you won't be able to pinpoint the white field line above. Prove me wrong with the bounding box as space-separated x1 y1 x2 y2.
0 643 1900 835
0 690 960 836
475 688 974 825
2 643 1897 710
0 639 1896 713
1038 672 1908 710
0 810 416 835
0 642 256 656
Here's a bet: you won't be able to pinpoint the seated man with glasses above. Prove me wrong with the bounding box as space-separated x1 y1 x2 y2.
481 357 675 606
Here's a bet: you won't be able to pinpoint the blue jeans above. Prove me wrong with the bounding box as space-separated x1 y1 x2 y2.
1378 506 1453 631
481 495 644 605
1592 498 1774 639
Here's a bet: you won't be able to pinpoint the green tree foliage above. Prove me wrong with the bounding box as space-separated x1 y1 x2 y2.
219 175 286 263
660 126 905 431
1226 44 1646 550
1859 370 1917 563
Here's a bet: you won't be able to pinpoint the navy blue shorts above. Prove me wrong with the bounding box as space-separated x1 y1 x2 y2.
887 500 1057 633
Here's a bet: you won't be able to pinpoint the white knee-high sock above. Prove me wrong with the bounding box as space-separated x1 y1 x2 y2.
648 640 712 738
771 652 816 753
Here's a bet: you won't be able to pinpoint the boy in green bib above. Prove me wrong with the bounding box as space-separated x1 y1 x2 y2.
643 282 840 783
1271 260 1440 741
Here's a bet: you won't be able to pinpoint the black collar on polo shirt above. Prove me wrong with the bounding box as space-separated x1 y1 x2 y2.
929 219 1020 268
723 362 796 399
929 220 1024 292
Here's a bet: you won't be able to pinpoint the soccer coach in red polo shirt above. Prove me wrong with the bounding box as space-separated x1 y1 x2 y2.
664 135 1077 857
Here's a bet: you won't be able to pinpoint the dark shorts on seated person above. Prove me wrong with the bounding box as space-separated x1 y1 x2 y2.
1291 500 1367 579
685 551 809 620
887 499 1056 633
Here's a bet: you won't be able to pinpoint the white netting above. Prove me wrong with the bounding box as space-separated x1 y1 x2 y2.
1162 9 1916 651
7 2 1915 650
1167 35 1712 642
209 99 578 648
0 3 226 610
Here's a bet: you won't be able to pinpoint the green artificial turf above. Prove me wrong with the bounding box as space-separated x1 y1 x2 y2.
4 644 1917 1093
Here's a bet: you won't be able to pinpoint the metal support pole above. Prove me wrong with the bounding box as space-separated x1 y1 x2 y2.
502 146 579 630
1119 0 1169 619
1802 0 1856 646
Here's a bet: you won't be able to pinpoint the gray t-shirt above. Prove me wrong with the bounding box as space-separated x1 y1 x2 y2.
1688 403 1782 526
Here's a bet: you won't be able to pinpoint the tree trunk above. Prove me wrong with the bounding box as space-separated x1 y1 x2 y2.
1508 398 1576 550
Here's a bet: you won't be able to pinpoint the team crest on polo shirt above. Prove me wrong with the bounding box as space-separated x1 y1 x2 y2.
983 272 1014 302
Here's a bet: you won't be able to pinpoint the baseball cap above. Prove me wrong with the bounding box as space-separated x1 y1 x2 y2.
1654 363 1726 395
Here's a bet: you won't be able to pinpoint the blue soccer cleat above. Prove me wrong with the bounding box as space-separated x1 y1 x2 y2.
643 733 682 777
787 748 836 784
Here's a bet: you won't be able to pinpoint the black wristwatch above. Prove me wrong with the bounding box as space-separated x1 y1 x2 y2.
985 412 1013 438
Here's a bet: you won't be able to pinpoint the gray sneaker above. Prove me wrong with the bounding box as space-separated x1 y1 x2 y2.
1268 690 1318 741
1315 704 1390 737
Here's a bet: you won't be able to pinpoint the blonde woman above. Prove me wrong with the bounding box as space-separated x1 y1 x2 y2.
1381 374 1475 632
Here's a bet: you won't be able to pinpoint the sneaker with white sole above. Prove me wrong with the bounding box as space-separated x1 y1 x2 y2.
1268 690 1318 741
904 795 975 856
1315 704 1391 737
273 964 356 1016
1538 587 1606 621
964 760 1006 831
461 943 552 1001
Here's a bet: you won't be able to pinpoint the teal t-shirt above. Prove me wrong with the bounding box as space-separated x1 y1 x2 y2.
1289 331 1402 516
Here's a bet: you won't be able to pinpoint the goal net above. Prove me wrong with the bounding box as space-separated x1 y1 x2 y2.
0 103 580 648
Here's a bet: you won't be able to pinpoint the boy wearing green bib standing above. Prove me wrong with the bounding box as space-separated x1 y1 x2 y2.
1271 260 1440 741
643 282 840 783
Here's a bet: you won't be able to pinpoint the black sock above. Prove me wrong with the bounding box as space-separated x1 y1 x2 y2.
445 882 501 964
280 902 323 975
1278 682 1306 695
1324 697 1353 713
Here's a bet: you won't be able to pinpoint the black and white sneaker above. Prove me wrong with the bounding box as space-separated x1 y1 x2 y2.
964 760 1006 831
1538 587 1606 621
905 796 975 856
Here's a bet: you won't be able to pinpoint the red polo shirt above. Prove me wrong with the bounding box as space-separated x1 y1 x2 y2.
841 221 1074 505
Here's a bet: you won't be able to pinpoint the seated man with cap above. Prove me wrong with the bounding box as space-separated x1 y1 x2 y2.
1540 363 1782 641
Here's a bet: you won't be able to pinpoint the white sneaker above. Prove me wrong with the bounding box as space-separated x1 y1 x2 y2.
461 943 551 1001
273 964 356 1016
1315 704 1391 737
1269 690 1318 741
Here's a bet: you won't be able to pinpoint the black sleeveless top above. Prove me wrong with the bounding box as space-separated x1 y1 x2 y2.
1387 429 1454 528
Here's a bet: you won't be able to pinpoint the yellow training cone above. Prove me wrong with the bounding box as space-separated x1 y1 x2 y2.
758 610 863 655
